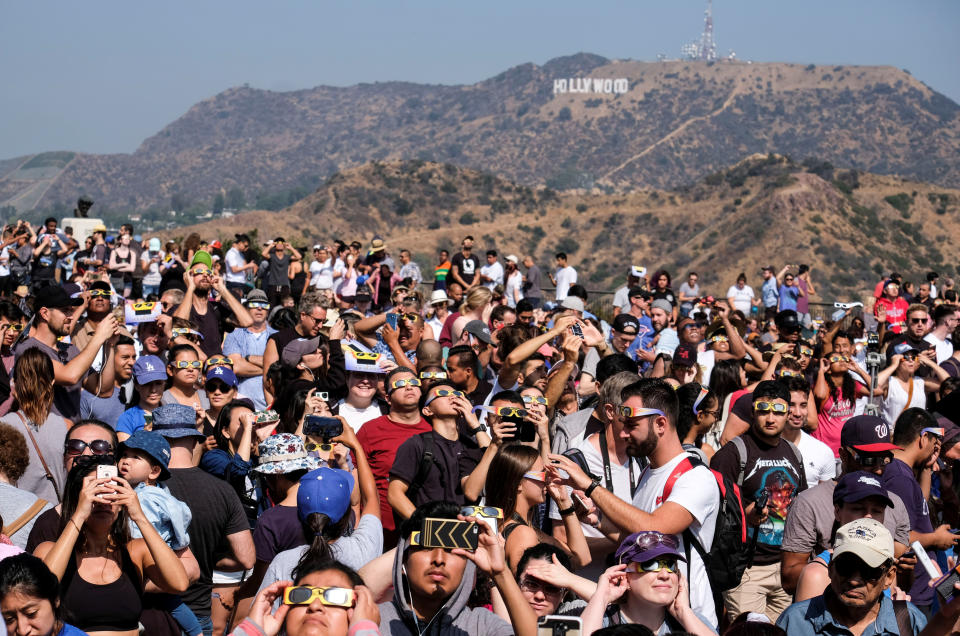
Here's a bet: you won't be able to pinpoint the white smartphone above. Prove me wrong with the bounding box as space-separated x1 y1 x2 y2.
96 465 118 481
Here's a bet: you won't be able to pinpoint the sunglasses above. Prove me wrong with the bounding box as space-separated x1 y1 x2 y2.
832 555 890 582
420 371 447 379
519 577 564 596
625 557 680 574
282 586 356 608
681 323 700 330
488 406 527 418
65 439 114 457
461 506 503 519
847 448 893 467
390 378 422 390
618 406 665 419
423 389 465 406
910 317 928 324
753 401 788 414
305 442 334 453
396 312 420 322
902 352 920 361
522 395 549 406
523 471 546 482
247 301 270 309
206 380 234 394
88 289 112 297
171 360 202 369
192 268 214 276
205 356 233 368
828 355 850 363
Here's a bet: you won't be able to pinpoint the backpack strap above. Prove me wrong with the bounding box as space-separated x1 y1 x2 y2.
893 599 913 636
405 432 436 502
660 456 696 505
732 436 747 486
2 498 48 537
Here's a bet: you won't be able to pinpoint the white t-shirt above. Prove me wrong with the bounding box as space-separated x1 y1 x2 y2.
480 261 504 291
924 332 954 364
336 400 383 433
881 377 926 426
632 452 718 627
698 349 716 388
311 258 334 289
555 266 578 300
0 246 10 277
224 247 247 284
726 285 755 315
505 271 524 307
796 431 837 488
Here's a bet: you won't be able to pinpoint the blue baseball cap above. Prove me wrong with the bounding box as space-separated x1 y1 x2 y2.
121 430 172 480
297 467 354 524
833 471 894 508
205 365 238 387
152 404 205 440
133 355 167 385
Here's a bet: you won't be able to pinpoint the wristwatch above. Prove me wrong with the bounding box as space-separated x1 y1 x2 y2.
584 475 603 499
468 423 487 435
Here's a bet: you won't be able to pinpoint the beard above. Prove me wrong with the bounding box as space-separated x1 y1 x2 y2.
626 423 658 459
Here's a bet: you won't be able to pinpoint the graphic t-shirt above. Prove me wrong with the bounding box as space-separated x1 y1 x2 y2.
450 253 480 286
710 431 806 565
813 389 859 456
726 285 755 315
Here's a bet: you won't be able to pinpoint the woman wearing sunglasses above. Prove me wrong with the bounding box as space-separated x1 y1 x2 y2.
675 383 719 463
203 363 239 433
161 344 210 410
494 543 598 620
233 558 379 636
875 346 948 427
813 351 871 456
581 532 715 635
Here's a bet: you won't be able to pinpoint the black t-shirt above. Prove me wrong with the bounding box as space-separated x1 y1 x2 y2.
450 253 480 286
466 380 493 407
175 301 226 357
652 288 677 307
732 392 754 423
26 507 61 553
710 429 807 565
269 327 300 361
166 467 249 618
390 432 480 508
252 504 305 564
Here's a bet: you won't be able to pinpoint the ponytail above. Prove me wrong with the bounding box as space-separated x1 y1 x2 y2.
294 511 351 574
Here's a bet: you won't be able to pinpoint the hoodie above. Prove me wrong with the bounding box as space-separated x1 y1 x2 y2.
377 533 515 636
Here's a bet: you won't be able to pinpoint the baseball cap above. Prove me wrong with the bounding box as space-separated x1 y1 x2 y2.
133 355 167 385
148 237 162 251
205 365 238 387
832 471 894 508
832 518 894 568
210 240 222 249
120 430 172 481
190 251 213 268
762 265 774 272
630 266 647 279
891 342 923 356
840 415 899 452
34 286 84 310
560 297 585 312
650 299 673 314
464 320 493 345
282 337 321 366
775 310 801 333
355 288 372 301
505 255 519 264
612 314 640 335
152 404 206 440
628 286 650 300
297 467 355 524
614 531 685 565
672 343 698 368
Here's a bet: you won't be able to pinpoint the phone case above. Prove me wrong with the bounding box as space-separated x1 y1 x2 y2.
420 518 479 550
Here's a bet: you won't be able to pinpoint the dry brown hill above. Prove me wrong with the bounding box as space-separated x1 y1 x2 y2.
167 156 960 299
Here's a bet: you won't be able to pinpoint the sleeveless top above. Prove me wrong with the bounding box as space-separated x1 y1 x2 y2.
881 377 925 427
61 546 143 632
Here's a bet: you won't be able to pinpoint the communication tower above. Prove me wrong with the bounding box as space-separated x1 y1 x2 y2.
682 0 719 62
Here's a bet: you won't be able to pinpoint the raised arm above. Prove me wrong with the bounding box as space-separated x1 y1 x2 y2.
499 315 578 388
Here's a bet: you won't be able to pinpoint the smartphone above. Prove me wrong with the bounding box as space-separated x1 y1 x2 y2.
255 409 279 424
571 493 590 517
754 489 770 511
571 323 584 340
386 313 399 330
515 417 537 443
936 564 960 603
97 464 118 481
537 615 581 636
562 449 591 476
303 415 342 440
411 518 479 551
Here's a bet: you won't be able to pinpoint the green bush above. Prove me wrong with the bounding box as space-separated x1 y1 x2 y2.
459 211 476 225
884 193 913 216
575 203 588 213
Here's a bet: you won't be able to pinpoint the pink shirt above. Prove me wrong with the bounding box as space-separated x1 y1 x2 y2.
813 390 857 456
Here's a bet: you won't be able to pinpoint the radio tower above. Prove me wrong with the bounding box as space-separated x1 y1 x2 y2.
699 0 717 61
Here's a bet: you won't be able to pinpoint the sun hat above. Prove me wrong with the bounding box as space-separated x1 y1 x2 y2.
253 434 321 475
152 404 205 440
297 467 355 523
429 289 449 306
120 430 172 480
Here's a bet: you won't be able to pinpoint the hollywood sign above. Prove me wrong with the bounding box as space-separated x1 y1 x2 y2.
553 78 629 95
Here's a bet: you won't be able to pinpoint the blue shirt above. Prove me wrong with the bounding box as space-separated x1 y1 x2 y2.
778 284 800 311
128 482 192 550
80 387 126 427
117 406 149 437
223 325 276 411
776 594 926 635
58 624 89 636
761 277 779 308
882 458 935 605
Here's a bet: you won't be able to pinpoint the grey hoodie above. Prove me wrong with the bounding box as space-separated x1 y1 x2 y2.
378 533 515 636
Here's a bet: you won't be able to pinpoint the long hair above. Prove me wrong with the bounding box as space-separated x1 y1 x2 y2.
213 399 256 455
294 511 352 573
676 382 716 442
485 444 540 522
830 370 857 404
14 348 54 426
710 359 744 409
60 456 130 553
0 553 64 629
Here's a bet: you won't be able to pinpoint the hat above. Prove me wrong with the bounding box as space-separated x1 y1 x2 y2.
891 342 922 356
833 518 894 568
244 289 269 305
429 289 449 306
628 286 650 299
672 343 698 368
560 297 585 312
355 288 372 301
205 365 238 387
614 531 685 565
121 430 172 480
133 355 167 385
840 415 899 452
775 310 801 333
313 244 323 251
92 223 107 233
282 337 321 367
833 471 894 508
148 237 162 251
650 299 673 314
34 286 84 310
62 283 83 299
190 250 213 268
253 434 321 475
297 467 355 524
342 344 386 374
612 314 640 335
630 266 647 279
392 284 409 294
370 238 386 253
464 320 493 345
505 255 519 264
152 404 205 440
210 240 222 249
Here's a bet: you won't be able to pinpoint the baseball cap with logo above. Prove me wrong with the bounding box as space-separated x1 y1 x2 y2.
205 365 238 387
672 343 698 368
133 355 167 385
832 471 894 508
464 320 493 345
612 314 640 335
840 415 899 452
832 518 894 568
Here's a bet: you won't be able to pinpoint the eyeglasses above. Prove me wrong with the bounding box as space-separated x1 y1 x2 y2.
522 395 549 406
247 301 270 309
282 586 356 608
784 277 794 282
461 506 503 519
829 355 850 363
205 356 233 368
523 471 546 482
518 577 564 596
65 438 114 457
753 401 788 414
487 406 527 418
420 371 447 379
832 555 890 582
171 360 202 369
922 427 945 441
88 289 112 297
625 557 680 575
192 268 214 277
618 406 665 419
390 378 422 390
847 448 893 467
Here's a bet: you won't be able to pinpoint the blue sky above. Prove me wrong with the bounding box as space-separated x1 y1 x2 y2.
2 0 958 158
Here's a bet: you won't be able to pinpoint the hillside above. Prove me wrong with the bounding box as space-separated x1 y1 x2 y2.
165 156 960 299
3 55 960 214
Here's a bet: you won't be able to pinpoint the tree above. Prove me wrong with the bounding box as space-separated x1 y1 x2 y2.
212 193 225 215
226 188 246 210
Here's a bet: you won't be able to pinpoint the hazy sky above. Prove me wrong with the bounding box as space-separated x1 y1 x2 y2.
2 1 958 158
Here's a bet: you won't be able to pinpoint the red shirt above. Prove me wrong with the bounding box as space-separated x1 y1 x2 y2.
875 296 909 334
356 413 432 530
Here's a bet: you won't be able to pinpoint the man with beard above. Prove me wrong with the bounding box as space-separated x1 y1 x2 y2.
548 378 720 627
173 253 252 356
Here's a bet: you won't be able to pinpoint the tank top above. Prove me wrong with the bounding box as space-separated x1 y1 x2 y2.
61 546 143 632
881 377 925 426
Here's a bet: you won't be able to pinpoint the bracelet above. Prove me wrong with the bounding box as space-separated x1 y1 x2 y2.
558 504 576 517
69 518 82 534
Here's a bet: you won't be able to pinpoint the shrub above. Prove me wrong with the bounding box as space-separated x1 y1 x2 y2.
575 203 588 213
459 211 476 225
557 107 572 121
884 193 913 216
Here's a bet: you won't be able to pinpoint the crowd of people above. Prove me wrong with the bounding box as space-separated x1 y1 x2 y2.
1 220 960 636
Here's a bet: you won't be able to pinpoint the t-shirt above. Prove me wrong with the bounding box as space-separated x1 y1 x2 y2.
479 261 504 290
334 400 387 433
224 247 247 284
264 252 292 288
524 264 543 299
777 285 799 311
13 338 83 422
161 389 210 410
390 432 481 509
726 285 755 315
678 282 700 309
796 278 810 314
0 412 68 504
710 431 807 565
165 467 250 618
632 452 718 626
116 406 150 438
875 296 909 334
356 414 432 531
554 266 578 300
651 288 676 308
813 389 858 457
79 387 125 428
253 504 306 564
504 271 524 308
450 253 480 286
924 332 953 364
795 431 837 488
761 278 779 308
883 459 935 605
612 286 631 313
780 479 911 556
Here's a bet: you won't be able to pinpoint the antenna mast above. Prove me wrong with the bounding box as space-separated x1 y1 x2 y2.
700 0 717 61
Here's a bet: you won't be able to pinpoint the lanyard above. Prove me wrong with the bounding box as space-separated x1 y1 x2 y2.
599 426 636 496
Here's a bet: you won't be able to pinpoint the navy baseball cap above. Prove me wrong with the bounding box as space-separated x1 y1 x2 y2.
121 430 172 480
205 365 238 387
832 471 893 508
612 314 640 335
840 415 899 453
152 404 205 440
133 355 167 385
